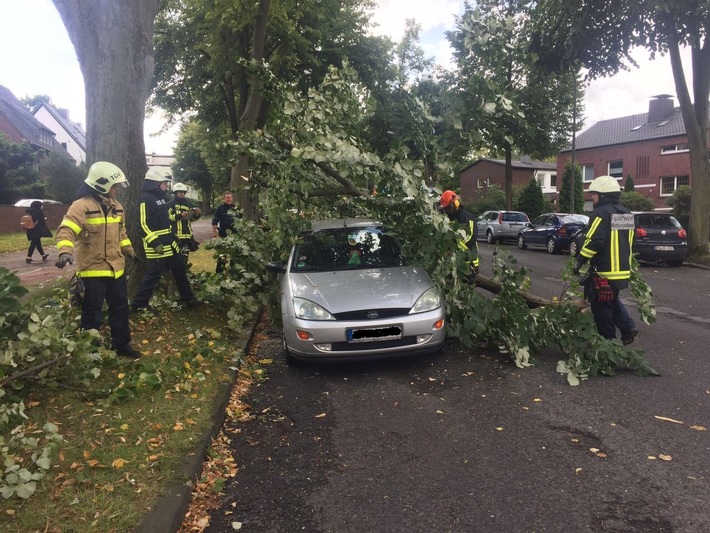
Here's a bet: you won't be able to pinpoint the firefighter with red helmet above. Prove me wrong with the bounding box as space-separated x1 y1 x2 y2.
439 190 479 281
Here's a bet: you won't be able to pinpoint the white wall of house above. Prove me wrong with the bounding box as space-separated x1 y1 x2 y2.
534 170 557 194
33 107 86 163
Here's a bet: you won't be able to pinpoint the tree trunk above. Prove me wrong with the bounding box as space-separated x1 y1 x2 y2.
52 0 162 294
229 0 271 221
475 273 586 310
668 38 710 256
505 145 513 210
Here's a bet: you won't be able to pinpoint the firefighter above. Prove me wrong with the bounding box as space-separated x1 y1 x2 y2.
131 169 204 312
167 182 201 255
439 190 479 281
55 161 142 358
573 175 637 344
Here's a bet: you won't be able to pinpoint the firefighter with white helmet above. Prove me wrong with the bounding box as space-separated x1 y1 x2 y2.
131 170 204 312
55 161 142 358
167 182 201 255
574 175 637 344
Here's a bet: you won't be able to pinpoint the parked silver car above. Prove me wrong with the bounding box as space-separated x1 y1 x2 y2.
267 219 446 363
477 210 530 243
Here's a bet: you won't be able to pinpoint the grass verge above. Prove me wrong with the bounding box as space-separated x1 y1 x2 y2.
0 248 252 532
0 232 32 254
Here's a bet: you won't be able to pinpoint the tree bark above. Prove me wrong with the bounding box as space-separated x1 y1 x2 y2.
475 273 587 310
52 0 162 294
668 37 710 256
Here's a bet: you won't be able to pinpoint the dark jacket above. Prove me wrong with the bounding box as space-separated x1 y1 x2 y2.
579 195 634 281
451 206 480 268
138 184 178 259
26 205 52 240
211 203 241 237
167 197 197 241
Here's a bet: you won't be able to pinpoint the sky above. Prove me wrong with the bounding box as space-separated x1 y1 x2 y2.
0 0 693 155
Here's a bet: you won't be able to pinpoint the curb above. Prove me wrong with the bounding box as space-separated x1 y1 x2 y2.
134 310 263 533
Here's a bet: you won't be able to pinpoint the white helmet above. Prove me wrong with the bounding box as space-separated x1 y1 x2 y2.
173 182 189 193
588 175 621 194
145 168 172 182
85 162 128 194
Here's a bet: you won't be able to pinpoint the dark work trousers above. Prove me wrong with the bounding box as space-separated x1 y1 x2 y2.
132 254 195 308
589 289 637 340
27 238 45 258
81 275 131 349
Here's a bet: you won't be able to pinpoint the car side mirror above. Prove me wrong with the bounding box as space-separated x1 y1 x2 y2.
266 261 286 274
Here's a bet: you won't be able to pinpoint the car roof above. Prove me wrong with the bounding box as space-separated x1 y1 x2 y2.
13 199 62 207
309 218 382 231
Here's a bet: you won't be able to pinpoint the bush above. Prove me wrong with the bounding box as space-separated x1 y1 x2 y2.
666 185 691 228
516 178 546 220
620 191 655 211
468 185 506 215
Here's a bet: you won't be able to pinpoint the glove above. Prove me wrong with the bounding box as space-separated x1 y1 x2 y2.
128 254 142 265
594 276 615 303
152 243 164 255
55 253 73 269
573 257 585 276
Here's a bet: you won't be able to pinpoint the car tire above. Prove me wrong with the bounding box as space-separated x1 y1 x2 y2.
486 231 495 244
517 235 527 249
283 335 300 366
547 238 557 254
569 239 578 256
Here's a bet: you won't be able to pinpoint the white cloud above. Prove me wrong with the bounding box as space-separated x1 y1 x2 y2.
368 0 462 41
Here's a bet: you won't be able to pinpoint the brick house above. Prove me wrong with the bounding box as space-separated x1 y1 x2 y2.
557 94 699 211
0 85 62 156
458 156 558 204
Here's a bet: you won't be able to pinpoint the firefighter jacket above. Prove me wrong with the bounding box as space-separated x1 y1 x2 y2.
451 206 480 268
579 196 634 281
138 185 179 259
167 197 197 241
56 192 134 278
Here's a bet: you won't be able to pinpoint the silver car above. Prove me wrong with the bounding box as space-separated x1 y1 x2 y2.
267 219 446 362
477 210 530 243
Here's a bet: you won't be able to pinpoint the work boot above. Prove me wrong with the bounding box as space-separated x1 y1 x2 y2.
115 345 142 359
186 298 204 309
621 330 638 345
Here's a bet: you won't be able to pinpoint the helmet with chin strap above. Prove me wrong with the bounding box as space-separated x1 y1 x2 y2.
173 182 188 193
85 162 128 194
588 175 621 194
145 169 172 183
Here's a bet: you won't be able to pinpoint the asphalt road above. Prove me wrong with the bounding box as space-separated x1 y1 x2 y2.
205 241 710 533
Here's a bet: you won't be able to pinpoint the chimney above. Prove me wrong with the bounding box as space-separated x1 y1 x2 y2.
58 108 70 119
648 94 674 123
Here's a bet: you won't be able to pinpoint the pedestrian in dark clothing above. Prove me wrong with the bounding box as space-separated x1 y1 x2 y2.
574 175 637 345
211 191 241 238
25 200 52 263
439 190 480 281
131 170 204 312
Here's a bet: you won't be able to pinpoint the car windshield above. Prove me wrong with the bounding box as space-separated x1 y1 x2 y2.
560 214 589 224
502 212 528 222
636 214 682 228
291 226 404 271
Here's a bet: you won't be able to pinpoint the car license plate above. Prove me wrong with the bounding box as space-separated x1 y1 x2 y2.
654 245 674 251
346 325 402 343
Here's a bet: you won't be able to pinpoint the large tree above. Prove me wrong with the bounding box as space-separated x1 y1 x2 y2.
52 0 161 265
448 0 580 209
531 0 710 256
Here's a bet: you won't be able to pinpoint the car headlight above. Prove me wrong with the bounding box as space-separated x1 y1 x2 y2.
410 287 441 314
293 298 335 320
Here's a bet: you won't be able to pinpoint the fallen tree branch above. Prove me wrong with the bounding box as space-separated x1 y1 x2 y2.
475 273 587 310
0 355 71 388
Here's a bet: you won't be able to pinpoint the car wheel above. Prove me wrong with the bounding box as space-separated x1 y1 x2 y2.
667 259 684 267
486 231 495 244
547 237 557 254
517 235 527 249
569 239 578 256
283 334 300 366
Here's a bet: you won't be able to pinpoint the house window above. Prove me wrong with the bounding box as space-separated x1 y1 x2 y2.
582 164 594 182
550 174 557 188
608 160 623 178
661 143 689 154
477 178 490 188
660 175 690 196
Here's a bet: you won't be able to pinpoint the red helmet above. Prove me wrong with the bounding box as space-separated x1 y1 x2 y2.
440 190 458 208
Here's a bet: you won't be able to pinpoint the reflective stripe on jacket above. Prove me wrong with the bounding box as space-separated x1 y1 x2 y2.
453 207 480 268
167 198 194 239
138 187 177 259
580 197 634 280
56 195 133 278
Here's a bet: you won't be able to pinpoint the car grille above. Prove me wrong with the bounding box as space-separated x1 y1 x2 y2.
332 308 410 320
331 337 419 351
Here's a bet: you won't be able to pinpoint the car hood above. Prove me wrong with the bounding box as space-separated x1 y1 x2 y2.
288 266 434 314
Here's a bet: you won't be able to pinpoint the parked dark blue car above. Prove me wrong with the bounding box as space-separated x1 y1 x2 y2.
517 213 589 254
